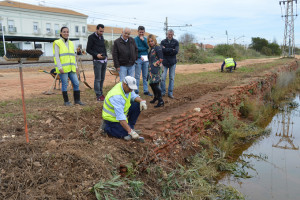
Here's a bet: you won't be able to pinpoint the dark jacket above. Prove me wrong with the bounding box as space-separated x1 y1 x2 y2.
112 36 138 68
160 38 179 67
86 33 107 61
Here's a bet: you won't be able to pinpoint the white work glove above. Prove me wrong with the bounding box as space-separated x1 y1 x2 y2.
140 100 147 111
129 129 139 139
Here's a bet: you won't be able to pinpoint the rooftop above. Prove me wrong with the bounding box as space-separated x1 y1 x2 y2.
87 25 152 37
0 0 88 17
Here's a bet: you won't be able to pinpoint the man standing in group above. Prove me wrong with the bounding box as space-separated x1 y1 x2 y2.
160 29 179 99
87 24 107 102
113 27 138 82
134 26 152 96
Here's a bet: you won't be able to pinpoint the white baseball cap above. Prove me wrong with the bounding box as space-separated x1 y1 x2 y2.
123 76 138 90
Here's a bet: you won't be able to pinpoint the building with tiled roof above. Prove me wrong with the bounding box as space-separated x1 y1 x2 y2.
87 24 152 42
195 43 214 50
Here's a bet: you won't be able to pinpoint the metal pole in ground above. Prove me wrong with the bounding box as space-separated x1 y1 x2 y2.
1 19 6 55
18 59 29 143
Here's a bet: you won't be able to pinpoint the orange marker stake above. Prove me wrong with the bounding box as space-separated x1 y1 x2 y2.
19 61 29 143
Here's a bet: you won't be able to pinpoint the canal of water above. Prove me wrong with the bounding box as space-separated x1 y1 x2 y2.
222 95 300 200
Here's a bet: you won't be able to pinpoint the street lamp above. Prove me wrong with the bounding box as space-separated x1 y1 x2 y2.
0 17 6 55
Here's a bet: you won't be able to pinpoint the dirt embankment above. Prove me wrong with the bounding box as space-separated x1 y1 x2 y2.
0 57 297 199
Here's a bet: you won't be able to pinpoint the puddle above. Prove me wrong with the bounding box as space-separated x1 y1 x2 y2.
222 96 300 200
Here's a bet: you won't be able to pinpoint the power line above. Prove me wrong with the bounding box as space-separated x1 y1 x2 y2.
164 17 192 36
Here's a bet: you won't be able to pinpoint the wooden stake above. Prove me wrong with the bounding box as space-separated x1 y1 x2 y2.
19 60 29 143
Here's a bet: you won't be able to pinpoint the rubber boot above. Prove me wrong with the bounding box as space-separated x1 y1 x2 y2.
154 98 164 108
149 84 158 104
150 97 158 104
74 90 85 105
62 91 72 106
154 85 164 108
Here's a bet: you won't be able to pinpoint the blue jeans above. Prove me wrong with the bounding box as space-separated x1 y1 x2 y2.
135 58 149 93
59 72 79 92
221 65 235 72
161 64 176 96
93 61 107 97
104 102 141 138
119 65 135 82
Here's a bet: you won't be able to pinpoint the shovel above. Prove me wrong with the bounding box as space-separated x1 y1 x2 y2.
43 73 58 95
78 57 92 89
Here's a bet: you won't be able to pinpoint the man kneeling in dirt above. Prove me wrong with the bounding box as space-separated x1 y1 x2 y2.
221 58 237 72
102 76 147 140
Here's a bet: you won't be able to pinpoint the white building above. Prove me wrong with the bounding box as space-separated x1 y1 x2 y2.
0 1 156 57
0 0 88 56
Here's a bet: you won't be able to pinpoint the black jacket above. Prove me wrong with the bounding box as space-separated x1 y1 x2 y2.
112 37 138 68
160 38 179 67
86 33 107 60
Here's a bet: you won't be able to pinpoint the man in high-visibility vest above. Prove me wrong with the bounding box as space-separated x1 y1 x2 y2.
221 58 237 72
102 76 147 140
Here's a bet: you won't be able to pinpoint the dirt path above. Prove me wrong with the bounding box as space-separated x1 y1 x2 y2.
0 57 279 101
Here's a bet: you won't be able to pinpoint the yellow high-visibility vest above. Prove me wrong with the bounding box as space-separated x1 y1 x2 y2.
53 39 76 74
102 82 132 122
225 58 235 68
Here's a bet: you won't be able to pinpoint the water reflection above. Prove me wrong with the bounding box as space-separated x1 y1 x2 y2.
272 109 299 150
222 95 300 200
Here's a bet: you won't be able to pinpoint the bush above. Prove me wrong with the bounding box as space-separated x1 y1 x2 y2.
0 42 18 56
261 46 272 56
105 40 113 54
249 37 281 56
177 44 213 64
268 42 281 55
213 44 237 59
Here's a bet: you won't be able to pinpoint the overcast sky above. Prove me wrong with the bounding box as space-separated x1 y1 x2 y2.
21 0 300 46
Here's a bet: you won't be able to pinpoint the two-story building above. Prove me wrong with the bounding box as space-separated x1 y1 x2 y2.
0 0 88 56
0 0 155 57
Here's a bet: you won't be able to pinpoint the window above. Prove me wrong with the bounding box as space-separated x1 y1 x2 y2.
8 20 14 32
54 24 59 35
35 44 42 48
46 23 51 33
33 22 38 33
82 26 86 33
75 26 79 33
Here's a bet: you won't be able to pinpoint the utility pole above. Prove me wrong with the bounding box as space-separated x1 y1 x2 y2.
111 28 114 46
164 17 192 36
226 30 228 44
279 0 298 57
0 17 6 55
164 17 168 36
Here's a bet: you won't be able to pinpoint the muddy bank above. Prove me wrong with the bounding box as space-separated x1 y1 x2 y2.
222 93 300 200
137 60 299 168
